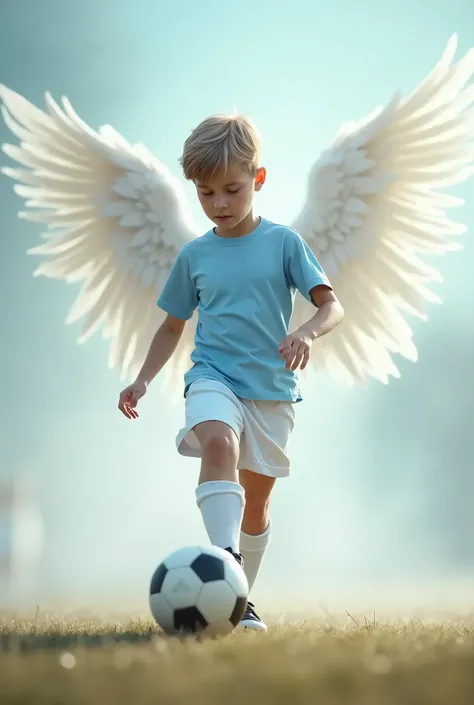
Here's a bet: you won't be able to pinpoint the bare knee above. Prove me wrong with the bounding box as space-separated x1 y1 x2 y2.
194 422 239 479
202 432 238 465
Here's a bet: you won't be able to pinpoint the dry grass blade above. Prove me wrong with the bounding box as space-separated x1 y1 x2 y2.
1 612 474 705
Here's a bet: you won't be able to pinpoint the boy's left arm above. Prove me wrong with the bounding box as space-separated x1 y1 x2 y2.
279 285 344 371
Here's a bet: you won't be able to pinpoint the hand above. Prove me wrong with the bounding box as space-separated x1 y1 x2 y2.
279 331 313 371
118 380 147 419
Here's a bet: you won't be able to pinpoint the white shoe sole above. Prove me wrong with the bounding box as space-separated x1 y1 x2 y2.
238 618 268 632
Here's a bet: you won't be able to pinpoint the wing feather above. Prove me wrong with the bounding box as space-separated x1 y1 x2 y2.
291 36 473 385
1 84 199 395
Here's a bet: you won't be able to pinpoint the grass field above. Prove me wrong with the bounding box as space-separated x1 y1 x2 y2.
1 610 474 704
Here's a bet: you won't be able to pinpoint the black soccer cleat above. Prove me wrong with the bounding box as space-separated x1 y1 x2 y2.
239 600 268 632
224 547 267 632
224 546 244 567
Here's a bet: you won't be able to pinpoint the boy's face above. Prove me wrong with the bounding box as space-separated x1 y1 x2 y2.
195 164 266 233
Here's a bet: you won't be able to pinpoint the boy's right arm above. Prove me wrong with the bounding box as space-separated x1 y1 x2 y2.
118 314 186 419
119 247 198 419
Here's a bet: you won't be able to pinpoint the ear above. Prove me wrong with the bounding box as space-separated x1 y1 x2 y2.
254 167 266 191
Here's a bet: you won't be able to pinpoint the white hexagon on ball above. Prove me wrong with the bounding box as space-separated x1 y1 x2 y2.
198 580 238 624
224 558 248 598
161 566 203 610
163 545 202 570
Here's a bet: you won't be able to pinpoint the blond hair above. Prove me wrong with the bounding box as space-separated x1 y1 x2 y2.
179 114 261 182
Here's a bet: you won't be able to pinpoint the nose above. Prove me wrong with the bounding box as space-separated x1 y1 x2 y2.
213 195 228 211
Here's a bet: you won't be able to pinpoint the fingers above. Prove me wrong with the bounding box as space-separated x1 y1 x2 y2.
300 347 311 371
280 338 310 371
279 337 294 365
290 346 305 371
129 391 140 408
284 341 299 370
118 389 139 419
288 343 306 371
126 403 139 419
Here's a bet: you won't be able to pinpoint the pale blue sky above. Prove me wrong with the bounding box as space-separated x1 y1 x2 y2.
0 0 473 610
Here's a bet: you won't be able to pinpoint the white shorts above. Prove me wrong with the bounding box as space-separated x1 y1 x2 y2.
176 379 296 478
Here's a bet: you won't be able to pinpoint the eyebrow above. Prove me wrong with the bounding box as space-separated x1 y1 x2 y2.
196 181 240 188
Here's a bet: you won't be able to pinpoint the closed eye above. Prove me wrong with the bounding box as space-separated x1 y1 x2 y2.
199 188 240 196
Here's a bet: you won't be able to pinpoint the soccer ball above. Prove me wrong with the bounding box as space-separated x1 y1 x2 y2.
149 544 249 637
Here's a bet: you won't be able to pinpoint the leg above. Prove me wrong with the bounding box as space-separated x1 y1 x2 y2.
194 421 240 485
237 469 275 632
237 400 294 592
239 469 275 593
237 400 294 630
240 468 275 536
193 421 245 553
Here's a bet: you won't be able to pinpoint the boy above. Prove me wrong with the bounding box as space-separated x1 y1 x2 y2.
118 114 344 631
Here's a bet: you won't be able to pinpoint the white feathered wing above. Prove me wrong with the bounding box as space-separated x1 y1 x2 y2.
0 85 200 393
291 34 474 385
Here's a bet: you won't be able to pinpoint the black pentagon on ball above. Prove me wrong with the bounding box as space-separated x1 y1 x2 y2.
150 563 168 595
230 596 247 627
191 553 225 582
174 606 208 633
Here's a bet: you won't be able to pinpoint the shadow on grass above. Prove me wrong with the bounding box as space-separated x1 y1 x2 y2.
0 630 166 653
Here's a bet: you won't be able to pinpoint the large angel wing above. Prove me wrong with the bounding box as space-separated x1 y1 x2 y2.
291 34 474 385
0 85 200 394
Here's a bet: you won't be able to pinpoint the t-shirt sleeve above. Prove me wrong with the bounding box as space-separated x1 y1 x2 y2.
284 229 331 306
156 248 198 320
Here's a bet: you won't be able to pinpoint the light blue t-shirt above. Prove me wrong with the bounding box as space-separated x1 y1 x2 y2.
157 217 330 402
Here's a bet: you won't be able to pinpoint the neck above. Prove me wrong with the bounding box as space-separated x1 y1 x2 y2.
215 210 260 238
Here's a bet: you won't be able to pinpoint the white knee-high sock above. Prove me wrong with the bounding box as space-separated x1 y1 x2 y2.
240 520 272 592
195 481 245 553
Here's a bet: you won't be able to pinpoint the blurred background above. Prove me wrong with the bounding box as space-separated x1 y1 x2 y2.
0 0 473 616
